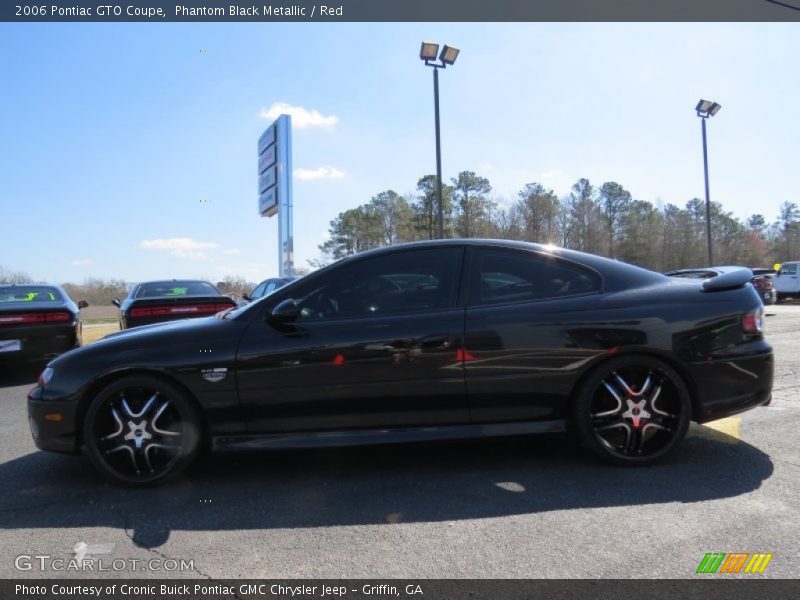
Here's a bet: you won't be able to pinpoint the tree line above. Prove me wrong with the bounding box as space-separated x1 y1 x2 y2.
317 172 800 272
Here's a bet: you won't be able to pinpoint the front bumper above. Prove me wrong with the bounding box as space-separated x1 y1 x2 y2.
687 345 774 423
27 385 80 454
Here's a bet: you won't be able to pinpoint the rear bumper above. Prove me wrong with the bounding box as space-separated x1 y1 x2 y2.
0 324 78 363
687 345 774 423
123 314 207 329
27 386 80 454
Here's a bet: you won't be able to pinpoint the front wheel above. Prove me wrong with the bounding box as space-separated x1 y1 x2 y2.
83 375 202 486
572 355 691 466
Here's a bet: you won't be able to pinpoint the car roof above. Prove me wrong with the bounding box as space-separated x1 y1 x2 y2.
325 238 666 291
0 283 67 293
134 279 214 285
0 282 60 287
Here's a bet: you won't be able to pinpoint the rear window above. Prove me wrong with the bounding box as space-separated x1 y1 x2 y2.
0 286 63 303
668 271 716 280
471 248 601 305
134 282 220 298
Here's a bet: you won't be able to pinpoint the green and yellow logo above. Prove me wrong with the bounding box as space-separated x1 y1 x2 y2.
696 552 773 574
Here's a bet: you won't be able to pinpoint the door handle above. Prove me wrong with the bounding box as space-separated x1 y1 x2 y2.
419 335 451 349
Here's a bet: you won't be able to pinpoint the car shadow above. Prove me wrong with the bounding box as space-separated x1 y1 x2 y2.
0 425 772 548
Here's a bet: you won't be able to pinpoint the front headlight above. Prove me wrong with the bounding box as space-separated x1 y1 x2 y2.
38 367 54 387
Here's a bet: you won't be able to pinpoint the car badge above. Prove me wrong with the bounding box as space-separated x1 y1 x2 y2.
201 368 228 383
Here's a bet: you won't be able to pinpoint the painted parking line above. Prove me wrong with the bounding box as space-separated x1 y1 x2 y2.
702 417 742 440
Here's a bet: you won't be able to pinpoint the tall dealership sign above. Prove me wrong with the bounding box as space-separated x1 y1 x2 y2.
257 114 293 277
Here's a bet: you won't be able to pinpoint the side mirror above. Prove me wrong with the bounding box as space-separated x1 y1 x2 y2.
77 300 89 309
243 294 253 302
269 298 298 323
112 298 121 307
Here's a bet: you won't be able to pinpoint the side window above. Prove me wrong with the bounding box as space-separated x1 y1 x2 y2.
251 283 267 299
294 247 463 321
779 264 797 276
470 248 600 306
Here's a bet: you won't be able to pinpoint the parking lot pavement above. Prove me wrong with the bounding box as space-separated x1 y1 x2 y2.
1 306 798 579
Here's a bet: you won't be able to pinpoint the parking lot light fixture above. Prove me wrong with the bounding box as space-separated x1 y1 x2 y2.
419 41 460 239
420 42 439 61
696 99 721 265
439 45 460 65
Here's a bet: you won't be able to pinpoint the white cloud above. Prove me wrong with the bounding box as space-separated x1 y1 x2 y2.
259 102 340 129
71 259 92 267
540 169 562 180
215 262 271 282
293 166 346 181
223 248 241 255
140 237 221 260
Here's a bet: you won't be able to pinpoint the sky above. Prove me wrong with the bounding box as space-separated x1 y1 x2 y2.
1 22 798 283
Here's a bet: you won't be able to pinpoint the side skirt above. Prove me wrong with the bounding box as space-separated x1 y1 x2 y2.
211 419 568 453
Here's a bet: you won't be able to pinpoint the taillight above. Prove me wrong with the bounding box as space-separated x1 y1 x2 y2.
130 303 235 318
0 312 71 325
46 312 71 322
742 307 764 334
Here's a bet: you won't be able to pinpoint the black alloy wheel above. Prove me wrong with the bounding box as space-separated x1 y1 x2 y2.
573 355 691 466
84 375 201 486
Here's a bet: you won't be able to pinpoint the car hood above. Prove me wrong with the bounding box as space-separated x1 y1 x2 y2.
49 316 232 367
104 316 215 340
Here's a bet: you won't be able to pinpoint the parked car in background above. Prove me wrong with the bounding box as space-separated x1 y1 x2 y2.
665 266 775 304
0 284 86 365
749 268 777 305
113 280 236 330
774 261 800 303
243 277 297 303
29 240 772 486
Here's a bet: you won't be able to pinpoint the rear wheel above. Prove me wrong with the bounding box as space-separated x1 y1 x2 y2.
573 355 691 466
83 375 202 486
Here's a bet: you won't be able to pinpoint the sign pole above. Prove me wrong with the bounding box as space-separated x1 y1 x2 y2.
277 115 293 277
257 113 294 278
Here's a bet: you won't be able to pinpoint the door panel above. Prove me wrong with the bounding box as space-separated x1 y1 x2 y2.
236 310 466 432
235 246 469 433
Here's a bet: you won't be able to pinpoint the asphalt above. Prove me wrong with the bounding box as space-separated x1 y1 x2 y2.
1 305 798 579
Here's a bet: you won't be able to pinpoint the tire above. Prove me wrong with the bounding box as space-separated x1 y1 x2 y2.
83 375 202 486
572 355 691 466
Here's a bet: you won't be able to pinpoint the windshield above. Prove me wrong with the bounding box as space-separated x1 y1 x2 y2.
779 264 798 276
0 286 63 303
134 281 220 298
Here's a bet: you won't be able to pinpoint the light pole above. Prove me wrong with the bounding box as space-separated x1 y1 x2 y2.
696 99 721 266
420 42 459 239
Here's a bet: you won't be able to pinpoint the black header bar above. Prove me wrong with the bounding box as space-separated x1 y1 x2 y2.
3 0 800 23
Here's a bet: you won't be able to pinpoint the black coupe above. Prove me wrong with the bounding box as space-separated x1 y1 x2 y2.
112 279 236 329
28 240 773 486
1 284 85 366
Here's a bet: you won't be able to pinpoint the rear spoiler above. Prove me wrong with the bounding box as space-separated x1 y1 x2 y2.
702 268 753 292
